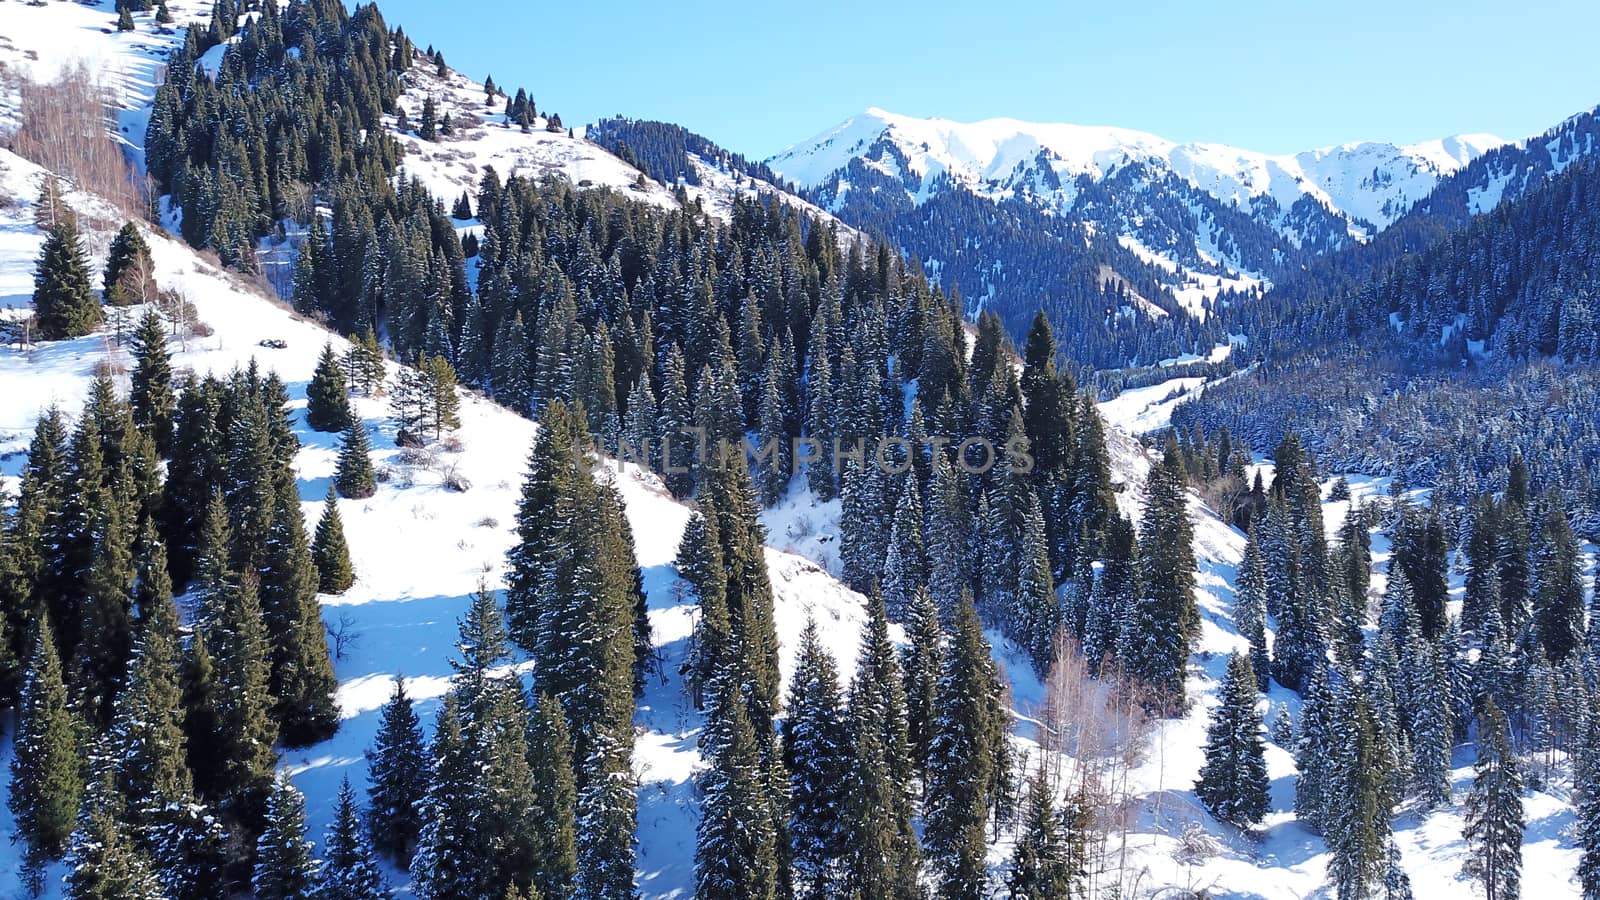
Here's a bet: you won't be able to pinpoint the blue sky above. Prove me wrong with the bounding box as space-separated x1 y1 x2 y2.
370 0 1600 159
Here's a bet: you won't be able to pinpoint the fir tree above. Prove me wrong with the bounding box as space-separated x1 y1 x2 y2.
335 414 376 499
1324 683 1393 900
364 676 428 864
1195 654 1270 827
306 342 352 432
253 776 317 900
1236 527 1271 690
900 585 945 774
1463 698 1523 900
1532 497 1585 663
9 618 85 865
311 484 354 593
316 778 389 900
1128 438 1196 707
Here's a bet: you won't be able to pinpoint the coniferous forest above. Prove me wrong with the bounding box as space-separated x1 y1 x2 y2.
2 0 1600 898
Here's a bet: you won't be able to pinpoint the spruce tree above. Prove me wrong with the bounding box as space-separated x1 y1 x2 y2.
925 595 1008 899
335 414 376 499
1195 653 1270 827
9 617 85 865
1008 767 1078 899
696 672 781 900
1463 698 1523 900
1577 727 1600 900
901 585 945 774
253 776 317 900
312 484 354 593
63 777 166 900
261 486 339 746
1532 496 1584 663
103 221 156 306
880 475 926 621
678 507 729 709
411 696 484 899
527 692 579 900
845 590 921 899
364 676 428 864
1129 438 1196 708
129 308 175 453
33 220 101 340
1236 527 1271 690
316 777 389 900
1324 683 1393 900
306 342 352 432
783 620 851 899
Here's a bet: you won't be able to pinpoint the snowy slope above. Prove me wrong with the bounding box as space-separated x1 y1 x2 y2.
390 62 855 235
0 144 874 898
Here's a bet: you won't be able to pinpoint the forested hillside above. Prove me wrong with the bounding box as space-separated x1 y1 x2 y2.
0 0 1598 898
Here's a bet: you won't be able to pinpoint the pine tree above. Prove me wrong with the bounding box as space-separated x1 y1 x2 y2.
364 676 428 864
315 778 389 900
335 414 376 499
261 484 339 747
9 617 85 865
1014 496 1060 676
34 220 102 339
1463 698 1523 900
1532 496 1584 663
925 595 1008 899
696 672 780 900
117 7 136 31
678 507 729 708
1008 767 1079 899
253 776 317 900
1195 653 1270 827
306 342 352 432
209 573 279 825
783 620 851 899
345 330 386 397
129 308 175 453
312 484 354 593
411 696 484 900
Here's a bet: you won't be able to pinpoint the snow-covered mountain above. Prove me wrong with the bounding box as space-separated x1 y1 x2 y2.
768 107 1506 279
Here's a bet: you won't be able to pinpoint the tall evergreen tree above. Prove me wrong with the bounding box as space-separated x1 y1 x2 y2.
527 692 579 900
925 595 1009 899
1463 698 1523 900
845 590 921 899
364 676 428 864
315 778 389 900
306 342 352 432
1236 528 1271 690
1195 653 1270 827
335 413 376 499
9 618 85 866
63 777 165 900
1129 437 1195 707
129 309 175 453
783 620 851 899
311 484 354 593
33 220 101 340
252 776 317 900
696 672 781 900
1008 767 1079 900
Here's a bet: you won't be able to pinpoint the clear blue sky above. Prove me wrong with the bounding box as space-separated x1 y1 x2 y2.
367 0 1600 160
